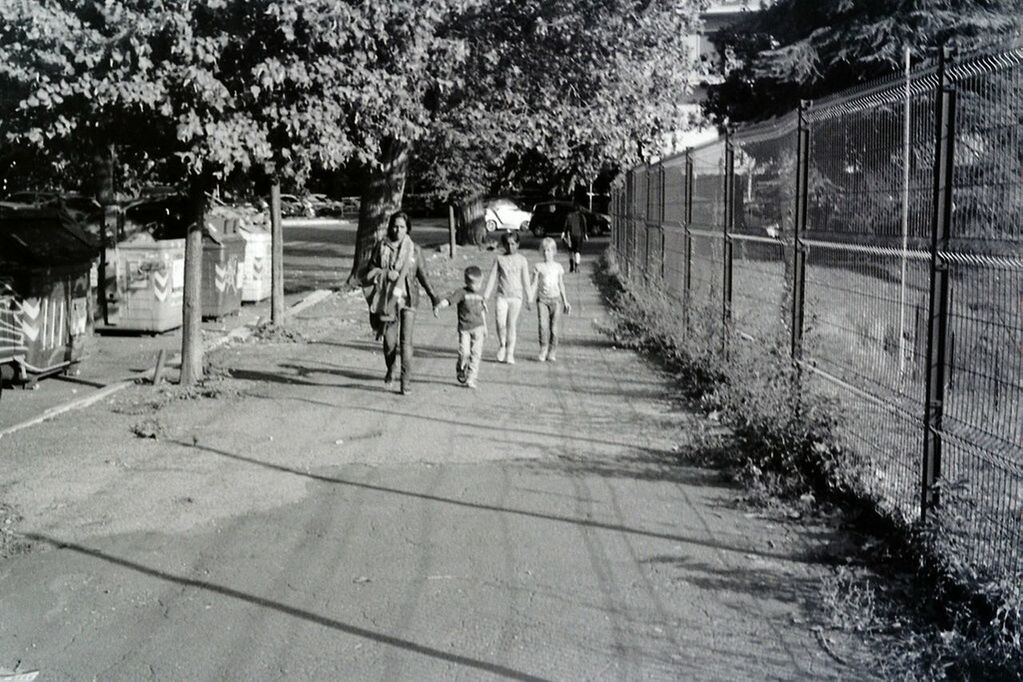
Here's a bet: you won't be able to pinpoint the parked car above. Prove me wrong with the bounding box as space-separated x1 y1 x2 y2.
4 191 102 224
530 201 610 237
280 193 315 218
484 198 531 232
588 211 611 235
306 192 348 217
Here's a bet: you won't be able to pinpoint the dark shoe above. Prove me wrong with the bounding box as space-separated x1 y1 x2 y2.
456 363 468 384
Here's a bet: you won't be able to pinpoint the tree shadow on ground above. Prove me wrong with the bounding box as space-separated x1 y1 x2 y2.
22 533 550 682
226 367 389 392
490 440 725 488
258 393 674 453
642 554 834 625
169 437 826 567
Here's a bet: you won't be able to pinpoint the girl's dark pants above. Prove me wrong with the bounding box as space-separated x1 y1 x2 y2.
382 308 415 390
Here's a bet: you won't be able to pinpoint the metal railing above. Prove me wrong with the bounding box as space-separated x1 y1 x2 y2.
611 45 1023 580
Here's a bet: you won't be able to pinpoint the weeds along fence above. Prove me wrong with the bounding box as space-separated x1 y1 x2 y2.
612 45 1023 580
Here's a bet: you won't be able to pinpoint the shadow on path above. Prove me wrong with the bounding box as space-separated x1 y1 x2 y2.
170 439 817 566
22 533 549 682
248 393 672 453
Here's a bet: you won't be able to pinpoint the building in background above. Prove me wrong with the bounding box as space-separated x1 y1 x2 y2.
659 1 765 156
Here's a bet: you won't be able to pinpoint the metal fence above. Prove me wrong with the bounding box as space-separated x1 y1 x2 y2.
611 46 1023 579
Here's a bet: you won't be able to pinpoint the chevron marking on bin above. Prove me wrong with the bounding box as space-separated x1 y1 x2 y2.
215 264 227 292
19 297 41 343
153 271 170 302
19 298 40 319
0 310 26 354
70 297 87 336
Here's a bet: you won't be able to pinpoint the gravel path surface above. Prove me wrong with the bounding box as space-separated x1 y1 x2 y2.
0 238 874 680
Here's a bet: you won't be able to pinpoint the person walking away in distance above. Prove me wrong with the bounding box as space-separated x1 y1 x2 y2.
530 237 571 362
562 204 587 273
434 265 488 389
482 231 531 364
361 211 439 395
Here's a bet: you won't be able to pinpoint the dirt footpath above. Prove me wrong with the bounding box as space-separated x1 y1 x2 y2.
0 243 874 680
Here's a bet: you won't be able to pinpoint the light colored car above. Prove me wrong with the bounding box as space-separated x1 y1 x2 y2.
484 198 531 232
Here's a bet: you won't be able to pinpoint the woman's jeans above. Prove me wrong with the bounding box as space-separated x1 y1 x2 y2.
382 308 415 389
495 296 523 358
537 297 562 353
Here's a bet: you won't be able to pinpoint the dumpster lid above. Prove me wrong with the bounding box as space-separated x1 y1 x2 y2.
0 205 100 268
121 193 241 243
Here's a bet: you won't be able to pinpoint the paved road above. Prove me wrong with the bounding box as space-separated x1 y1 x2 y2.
0 230 871 680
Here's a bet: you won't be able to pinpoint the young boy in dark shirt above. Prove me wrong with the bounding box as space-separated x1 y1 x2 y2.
434 265 488 388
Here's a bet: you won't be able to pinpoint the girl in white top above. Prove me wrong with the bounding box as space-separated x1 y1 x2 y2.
483 231 532 364
529 237 571 362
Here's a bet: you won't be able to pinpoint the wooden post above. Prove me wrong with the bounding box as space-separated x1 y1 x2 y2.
270 181 284 324
180 176 207 386
152 349 166 385
448 203 456 258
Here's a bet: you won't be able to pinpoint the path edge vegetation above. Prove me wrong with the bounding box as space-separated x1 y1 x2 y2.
596 247 1023 680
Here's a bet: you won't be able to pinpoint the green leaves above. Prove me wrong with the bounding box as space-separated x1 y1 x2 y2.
2 0 703 193
706 0 1023 124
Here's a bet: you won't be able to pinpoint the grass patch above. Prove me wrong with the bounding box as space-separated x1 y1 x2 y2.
112 363 243 415
0 502 31 559
250 322 309 343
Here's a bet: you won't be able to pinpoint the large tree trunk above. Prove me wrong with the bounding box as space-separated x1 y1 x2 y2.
180 175 209 385
270 180 284 324
347 138 409 286
455 194 484 246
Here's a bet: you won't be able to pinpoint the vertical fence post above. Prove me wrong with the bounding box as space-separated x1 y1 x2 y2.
791 104 810 361
722 133 735 352
624 170 633 278
922 48 956 519
684 149 694 335
643 167 651 278
659 164 666 281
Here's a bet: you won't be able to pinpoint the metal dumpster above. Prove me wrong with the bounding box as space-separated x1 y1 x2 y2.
0 207 96 383
102 236 186 332
0 287 27 398
201 214 245 319
238 218 271 303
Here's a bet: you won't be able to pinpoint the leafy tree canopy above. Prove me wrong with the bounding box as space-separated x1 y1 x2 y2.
1 0 700 193
705 0 1023 124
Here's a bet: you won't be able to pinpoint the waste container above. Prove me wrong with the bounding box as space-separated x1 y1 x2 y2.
238 218 271 303
0 207 96 383
102 236 186 332
201 214 245 319
0 287 27 398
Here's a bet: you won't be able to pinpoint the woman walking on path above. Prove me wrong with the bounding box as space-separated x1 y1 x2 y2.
361 211 439 395
530 237 571 363
482 231 532 364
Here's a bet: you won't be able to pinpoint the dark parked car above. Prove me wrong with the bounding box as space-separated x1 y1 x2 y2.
529 201 610 237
